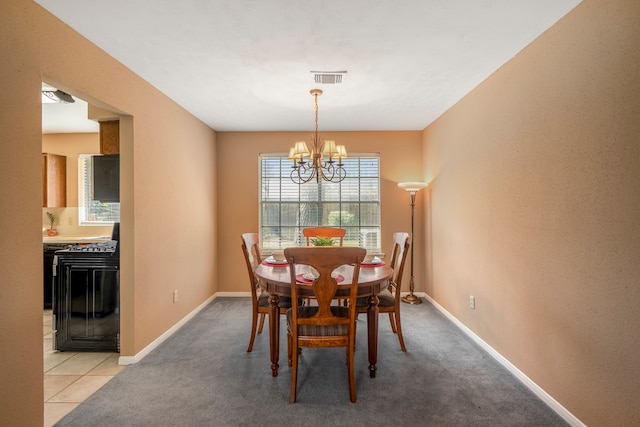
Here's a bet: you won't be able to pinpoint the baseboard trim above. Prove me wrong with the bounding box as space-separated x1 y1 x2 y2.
118 293 218 365
215 292 250 298
423 294 585 427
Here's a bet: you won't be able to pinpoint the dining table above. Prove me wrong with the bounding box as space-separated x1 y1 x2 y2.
254 258 393 378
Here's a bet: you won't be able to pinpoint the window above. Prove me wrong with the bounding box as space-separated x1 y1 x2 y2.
78 154 120 224
260 154 380 250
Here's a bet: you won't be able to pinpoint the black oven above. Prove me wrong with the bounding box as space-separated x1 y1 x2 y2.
52 223 120 352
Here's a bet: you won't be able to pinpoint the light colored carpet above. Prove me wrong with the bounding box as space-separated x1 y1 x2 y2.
56 297 567 426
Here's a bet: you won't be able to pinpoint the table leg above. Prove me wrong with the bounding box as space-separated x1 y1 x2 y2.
366 294 380 378
269 293 280 377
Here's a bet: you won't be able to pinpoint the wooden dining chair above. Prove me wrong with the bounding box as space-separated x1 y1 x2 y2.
302 227 346 246
241 233 292 352
284 246 366 403
356 232 410 351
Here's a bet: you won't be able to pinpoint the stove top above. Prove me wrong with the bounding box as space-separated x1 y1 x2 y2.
63 240 118 253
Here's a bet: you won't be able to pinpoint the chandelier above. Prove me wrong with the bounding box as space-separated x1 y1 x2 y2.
288 89 347 184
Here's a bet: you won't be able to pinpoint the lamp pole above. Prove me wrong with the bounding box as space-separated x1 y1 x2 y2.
398 182 428 304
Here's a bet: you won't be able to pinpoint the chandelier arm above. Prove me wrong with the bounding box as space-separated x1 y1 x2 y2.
319 165 334 182
291 158 321 184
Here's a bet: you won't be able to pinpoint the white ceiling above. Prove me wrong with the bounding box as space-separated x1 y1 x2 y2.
42 96 100 134
37 0 580 133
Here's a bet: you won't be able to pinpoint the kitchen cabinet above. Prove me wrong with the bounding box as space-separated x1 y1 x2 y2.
53 250 119 352
100 120 119 154
42 153 66 207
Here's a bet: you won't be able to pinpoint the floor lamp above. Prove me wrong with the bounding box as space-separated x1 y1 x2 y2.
398 182 428 304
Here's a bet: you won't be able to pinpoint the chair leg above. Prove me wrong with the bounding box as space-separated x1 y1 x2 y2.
347 343 356 403
353 315 357 347
290 339 299 403
287 331 293 367
247 310 259 352
394 310 407 352
257 313 266 334
388 312 397 333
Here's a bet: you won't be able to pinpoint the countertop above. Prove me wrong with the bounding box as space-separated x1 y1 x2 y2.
43 235 112 244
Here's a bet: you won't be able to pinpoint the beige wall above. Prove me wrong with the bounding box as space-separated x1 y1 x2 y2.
423 0 640 425
1 1 217 425
216 131 425 293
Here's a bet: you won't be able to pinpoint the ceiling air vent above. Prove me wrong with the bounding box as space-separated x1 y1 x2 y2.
311 70 347 84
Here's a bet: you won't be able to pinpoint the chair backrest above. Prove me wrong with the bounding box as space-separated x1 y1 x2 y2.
241 233 262 301
389 232 410 290
302 227 346 246
285 246 366 334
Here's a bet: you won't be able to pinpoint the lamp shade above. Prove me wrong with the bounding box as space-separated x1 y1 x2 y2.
293 141 310 157
322 140 338 156
398 182 428 193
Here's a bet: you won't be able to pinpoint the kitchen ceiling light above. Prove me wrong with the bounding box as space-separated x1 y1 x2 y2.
42 90 75 104
288 89 347 184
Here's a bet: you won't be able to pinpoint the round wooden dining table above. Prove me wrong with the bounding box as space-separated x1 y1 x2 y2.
254 261 393 378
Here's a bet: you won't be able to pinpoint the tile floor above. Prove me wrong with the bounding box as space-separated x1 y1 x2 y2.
43 310 125 426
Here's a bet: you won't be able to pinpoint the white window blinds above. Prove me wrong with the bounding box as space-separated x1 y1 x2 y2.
259 154 381 250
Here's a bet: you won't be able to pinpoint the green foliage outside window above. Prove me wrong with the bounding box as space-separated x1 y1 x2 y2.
328 211 356 227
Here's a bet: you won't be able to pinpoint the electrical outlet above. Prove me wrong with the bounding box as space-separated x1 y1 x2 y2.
173 290 178 303
469 295 475 309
